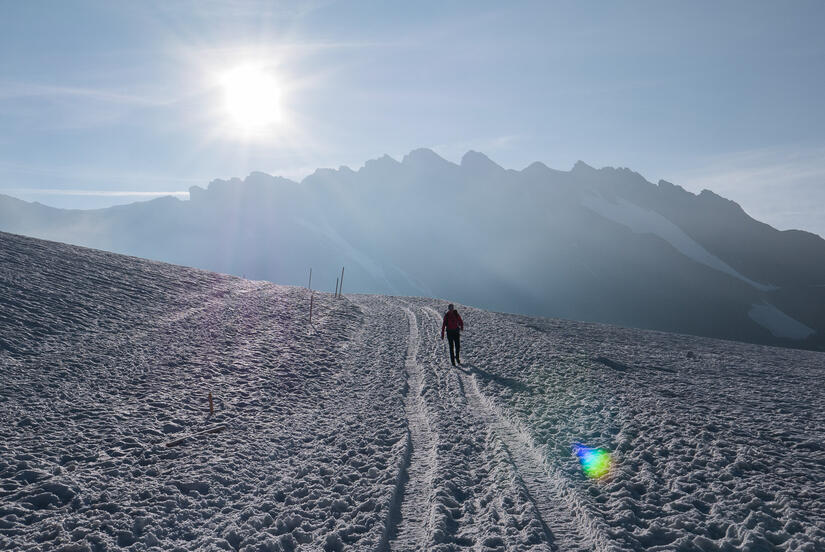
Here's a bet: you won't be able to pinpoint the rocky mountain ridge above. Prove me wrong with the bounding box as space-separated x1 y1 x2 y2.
2 149 823 350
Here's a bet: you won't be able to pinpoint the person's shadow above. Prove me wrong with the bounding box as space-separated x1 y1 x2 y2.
454 365 472 375
458 363 531 393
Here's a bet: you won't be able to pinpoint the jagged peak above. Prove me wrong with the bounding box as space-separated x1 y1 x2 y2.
521 161 571 178
204 177 242 193
571 160 596 172
247 171 274 180
698 188 750 215
305 165 357 182
402 148 456 168
524 161 551 172
359 154 401 173
308 167 338 179
657 179 690 195
191 173 297 201
187 184 206 198
245 172 298 186
460 150 503 172
375 153 400 165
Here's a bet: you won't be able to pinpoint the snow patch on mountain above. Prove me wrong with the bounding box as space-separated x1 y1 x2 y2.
748 302 816 340
581 194 776 291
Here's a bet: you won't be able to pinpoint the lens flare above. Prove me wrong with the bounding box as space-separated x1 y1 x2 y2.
573 444 612 479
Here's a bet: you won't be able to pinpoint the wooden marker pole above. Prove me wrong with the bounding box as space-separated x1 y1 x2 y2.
208 392 214 415
335 277 339 298
308 268 312 290
339 266 345 297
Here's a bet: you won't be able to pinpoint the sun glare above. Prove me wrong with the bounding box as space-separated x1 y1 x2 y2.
220 65 282 132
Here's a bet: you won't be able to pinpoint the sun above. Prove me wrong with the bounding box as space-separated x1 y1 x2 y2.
220 64 282 132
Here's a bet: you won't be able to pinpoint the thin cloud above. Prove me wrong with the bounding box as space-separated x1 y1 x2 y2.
0 81 170 106
0 160 205 186
2 188 189 198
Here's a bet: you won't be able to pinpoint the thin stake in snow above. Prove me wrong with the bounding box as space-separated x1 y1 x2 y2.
208 392 214 415
335 277 339 297
339 266 345 297
308 267 312 290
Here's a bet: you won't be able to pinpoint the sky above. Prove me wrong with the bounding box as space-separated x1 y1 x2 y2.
1 0 824 236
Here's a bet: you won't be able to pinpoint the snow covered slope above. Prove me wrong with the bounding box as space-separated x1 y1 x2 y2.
1 231 824 551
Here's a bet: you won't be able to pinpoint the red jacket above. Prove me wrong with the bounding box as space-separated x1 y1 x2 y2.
441 310 464 338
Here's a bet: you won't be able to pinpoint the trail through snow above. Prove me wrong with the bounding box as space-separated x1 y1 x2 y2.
2 232 824 551
384 306 437 551
418 305 611 552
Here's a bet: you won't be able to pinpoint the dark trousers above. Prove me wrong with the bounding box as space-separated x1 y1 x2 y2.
446 329 461 364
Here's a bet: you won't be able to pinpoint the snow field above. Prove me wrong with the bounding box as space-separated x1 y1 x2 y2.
1 232 413 551
410 298 825 551
2 231 824 551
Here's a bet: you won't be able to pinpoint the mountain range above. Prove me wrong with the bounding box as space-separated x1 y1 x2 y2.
2 148 824 350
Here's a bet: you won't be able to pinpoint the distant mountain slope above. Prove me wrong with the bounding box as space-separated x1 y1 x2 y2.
1 149 824 350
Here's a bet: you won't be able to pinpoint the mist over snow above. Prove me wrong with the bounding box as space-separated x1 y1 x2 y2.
1 231 823 551
2 150 824 352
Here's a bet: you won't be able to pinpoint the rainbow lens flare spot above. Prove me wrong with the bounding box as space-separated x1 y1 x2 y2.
573 444 612 479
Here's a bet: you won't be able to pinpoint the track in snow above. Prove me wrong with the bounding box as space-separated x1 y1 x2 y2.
420 304 611 552
385 306 439 551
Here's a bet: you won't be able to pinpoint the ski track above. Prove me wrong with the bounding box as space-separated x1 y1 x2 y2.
385 300 567 550
383 305 438 551
420 305 611 552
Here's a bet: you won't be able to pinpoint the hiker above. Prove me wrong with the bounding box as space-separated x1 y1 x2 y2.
441 303 464 366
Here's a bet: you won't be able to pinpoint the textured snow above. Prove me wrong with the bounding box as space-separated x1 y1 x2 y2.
1 231 824 551
748 303 816 340
581 194 777 292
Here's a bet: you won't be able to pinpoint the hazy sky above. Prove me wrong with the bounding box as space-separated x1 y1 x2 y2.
1 1 824 236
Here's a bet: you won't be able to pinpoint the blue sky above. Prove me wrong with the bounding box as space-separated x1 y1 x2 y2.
1 1 824 236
